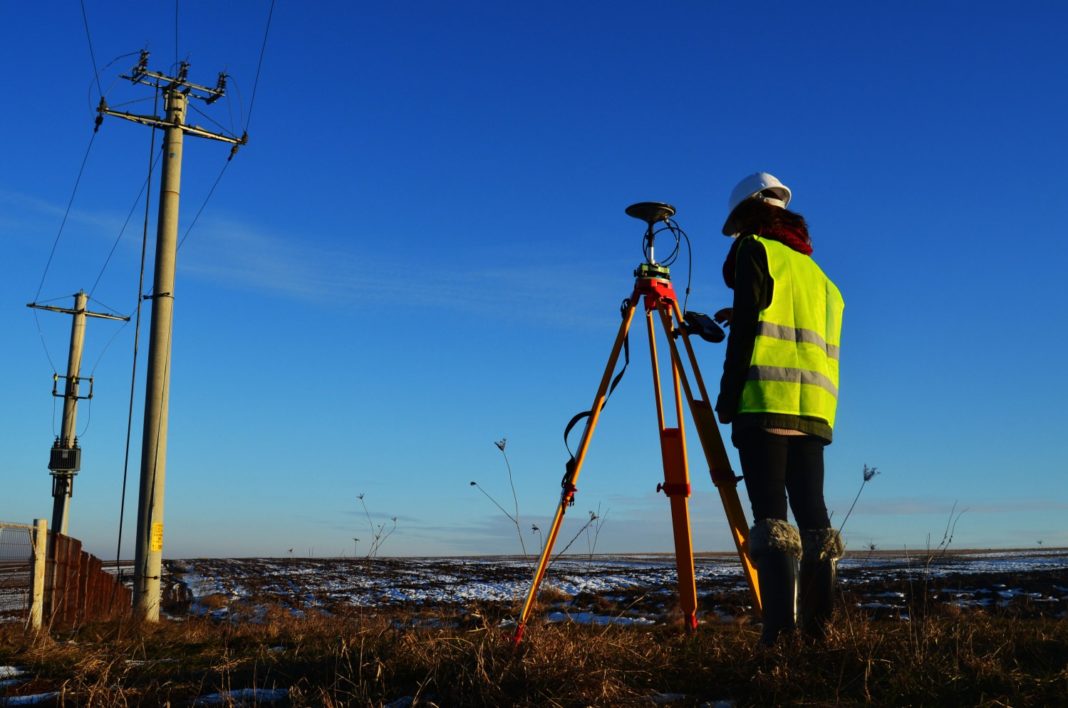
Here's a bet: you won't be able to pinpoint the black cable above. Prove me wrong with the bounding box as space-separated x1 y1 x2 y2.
87 297 131 378
34 131 97 303
245 0 276 132
115 91 158 574
667 220 694 315
188 102 240 140
31 130 98 375
78 397 92 439
79 0 103 98
637 219 695 313
226 75 238 136
88 52 143 115
87 322 127 378
32 318 60 376
230 75 246 133
177 159 231 251
168 1 270 254
86 296 125 317
89 151 161 299
101 96 156 111
641 223 682 267
103 50 142 72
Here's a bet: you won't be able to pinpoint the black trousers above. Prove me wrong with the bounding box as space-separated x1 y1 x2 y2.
736 428 831 529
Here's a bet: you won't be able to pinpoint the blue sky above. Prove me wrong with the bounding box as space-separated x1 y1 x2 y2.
2 2 1066 560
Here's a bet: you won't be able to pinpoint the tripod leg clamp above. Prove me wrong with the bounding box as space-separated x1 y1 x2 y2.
560 459 579 506
656 482 691 498
710 468 744 488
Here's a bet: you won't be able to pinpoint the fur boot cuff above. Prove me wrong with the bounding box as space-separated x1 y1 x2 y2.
748 519 801 561
801 528 844 563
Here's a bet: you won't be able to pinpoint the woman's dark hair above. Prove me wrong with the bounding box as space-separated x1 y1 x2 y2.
728 198 810 242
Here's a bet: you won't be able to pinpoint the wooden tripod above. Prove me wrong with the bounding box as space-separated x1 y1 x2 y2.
513 266 761 645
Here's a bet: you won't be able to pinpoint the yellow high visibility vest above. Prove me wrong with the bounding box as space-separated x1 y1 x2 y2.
738 235 844 428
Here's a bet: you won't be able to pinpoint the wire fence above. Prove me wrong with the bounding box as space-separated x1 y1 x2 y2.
0 523 34 624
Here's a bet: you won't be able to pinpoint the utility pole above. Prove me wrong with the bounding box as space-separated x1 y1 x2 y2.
98 51 247 621
27 292 128 536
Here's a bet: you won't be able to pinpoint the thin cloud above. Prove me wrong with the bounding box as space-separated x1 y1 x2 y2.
0 187 128 236
179 216 619 327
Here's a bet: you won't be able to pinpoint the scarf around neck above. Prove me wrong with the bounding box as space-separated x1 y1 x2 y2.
722 225 813 289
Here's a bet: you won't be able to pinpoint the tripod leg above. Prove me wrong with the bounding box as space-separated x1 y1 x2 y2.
513 297 640 645
657 304 762 614
646 308 698 631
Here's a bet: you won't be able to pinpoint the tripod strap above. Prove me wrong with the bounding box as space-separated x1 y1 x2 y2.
563 299 632 463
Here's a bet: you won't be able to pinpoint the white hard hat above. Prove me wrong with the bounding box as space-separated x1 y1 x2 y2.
722 172 792 235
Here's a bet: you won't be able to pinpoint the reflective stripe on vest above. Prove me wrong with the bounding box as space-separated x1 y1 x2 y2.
738 235 844 428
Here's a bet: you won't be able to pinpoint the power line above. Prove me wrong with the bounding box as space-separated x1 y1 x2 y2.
32 321 60 376
89 150 161 298
30 129 99 375
245 0 276 132
175 1 274 251
89 51 144 115
188 102 241 140
102 96 157 111
79 0 103 97
169 2 274 251
34 131 97 303
175 0 180 72
178 158 232 251
229 75 247 134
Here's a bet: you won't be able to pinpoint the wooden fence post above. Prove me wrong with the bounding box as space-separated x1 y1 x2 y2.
29 519 47 631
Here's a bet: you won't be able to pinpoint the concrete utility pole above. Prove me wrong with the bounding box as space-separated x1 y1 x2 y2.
27 292 128 536
98 51 246 621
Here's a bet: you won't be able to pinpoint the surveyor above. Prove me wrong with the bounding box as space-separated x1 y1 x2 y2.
713 172 845 646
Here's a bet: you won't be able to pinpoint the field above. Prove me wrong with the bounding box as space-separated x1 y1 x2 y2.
1 549 1066 705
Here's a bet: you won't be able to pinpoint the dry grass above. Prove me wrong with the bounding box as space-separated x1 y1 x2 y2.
2 600 1066 706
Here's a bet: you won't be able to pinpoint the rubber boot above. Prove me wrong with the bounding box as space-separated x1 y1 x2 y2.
799 528 844 640
749 519 801 647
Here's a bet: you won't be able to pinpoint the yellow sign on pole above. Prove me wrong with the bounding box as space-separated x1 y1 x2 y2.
150 522 164 552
